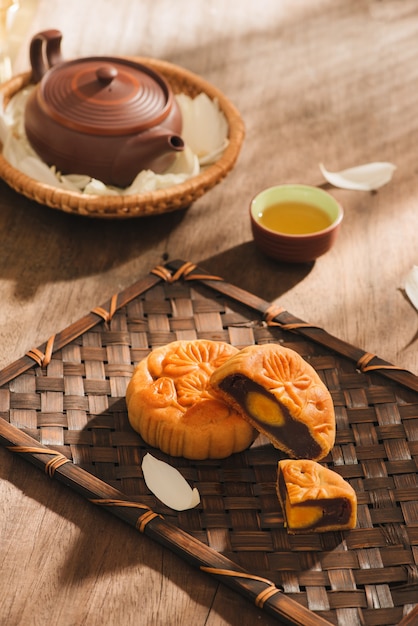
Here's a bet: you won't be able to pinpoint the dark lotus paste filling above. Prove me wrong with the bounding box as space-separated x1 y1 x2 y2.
219 374 322 459
277 472 351 529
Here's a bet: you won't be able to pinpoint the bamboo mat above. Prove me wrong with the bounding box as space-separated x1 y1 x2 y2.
0 260 417 626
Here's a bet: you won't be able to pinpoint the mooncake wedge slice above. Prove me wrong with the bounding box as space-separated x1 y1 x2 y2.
277 459 357 533
210 343 335 461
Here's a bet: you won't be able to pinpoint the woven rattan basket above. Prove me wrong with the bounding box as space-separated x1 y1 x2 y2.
0 59 245 218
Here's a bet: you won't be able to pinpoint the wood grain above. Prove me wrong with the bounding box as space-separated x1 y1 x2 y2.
0 1 417 625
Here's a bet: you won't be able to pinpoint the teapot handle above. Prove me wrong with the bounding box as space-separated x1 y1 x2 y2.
30 29 64 83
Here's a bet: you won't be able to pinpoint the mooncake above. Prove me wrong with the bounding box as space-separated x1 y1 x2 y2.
277 459 357 533
210 343 335 461
126 339 256 460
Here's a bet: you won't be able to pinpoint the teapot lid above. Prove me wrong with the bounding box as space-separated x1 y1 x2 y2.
36 57 174 136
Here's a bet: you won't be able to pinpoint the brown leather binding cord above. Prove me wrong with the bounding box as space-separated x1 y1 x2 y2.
91 293 118 323
357 351 411 374
200 566 281 609
6 445 71 477
254 585 283 609
136 509 161 533
152 261 222 283
89 498 162 533
264 304 322 332
26 334 56 368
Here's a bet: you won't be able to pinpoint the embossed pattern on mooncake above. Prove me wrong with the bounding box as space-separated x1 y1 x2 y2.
277 459 357 533
210 343 336 461
126 340 257 460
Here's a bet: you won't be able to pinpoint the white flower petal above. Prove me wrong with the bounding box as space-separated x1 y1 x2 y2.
0 108 9 146
83 178 120 196
17 155 63 186
404 265 418 312
199 138 229 166
319 162 396 191
176 92 228 160
142 453 200 511
60 174 92 191
164 145 199 176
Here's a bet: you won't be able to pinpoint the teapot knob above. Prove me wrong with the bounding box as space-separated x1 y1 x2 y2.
96 65 118 85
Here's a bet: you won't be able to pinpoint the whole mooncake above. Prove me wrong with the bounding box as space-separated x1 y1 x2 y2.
277 459 357 533
126 340 256 460
210 343 335 461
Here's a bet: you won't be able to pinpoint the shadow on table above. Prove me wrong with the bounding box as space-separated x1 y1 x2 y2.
0 182 189 301
201 242 314 303
0 178 313 304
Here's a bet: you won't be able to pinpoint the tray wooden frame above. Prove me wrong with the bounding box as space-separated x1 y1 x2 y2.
0 259 417 626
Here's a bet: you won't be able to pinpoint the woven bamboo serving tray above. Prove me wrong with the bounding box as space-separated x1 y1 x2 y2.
0 260 417 626
0 60 244 218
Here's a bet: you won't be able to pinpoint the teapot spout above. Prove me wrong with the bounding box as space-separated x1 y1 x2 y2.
112 127 185 188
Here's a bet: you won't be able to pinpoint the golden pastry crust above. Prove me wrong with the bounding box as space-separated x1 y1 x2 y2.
210 343 335 461
126 340 256 460
277 459 357 533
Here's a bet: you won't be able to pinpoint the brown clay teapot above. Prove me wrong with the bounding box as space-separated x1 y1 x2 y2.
24 29 184 187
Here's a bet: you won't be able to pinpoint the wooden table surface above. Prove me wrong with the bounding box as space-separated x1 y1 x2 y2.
0 1 417 625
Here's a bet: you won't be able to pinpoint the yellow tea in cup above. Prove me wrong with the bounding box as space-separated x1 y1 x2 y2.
257 201 332 234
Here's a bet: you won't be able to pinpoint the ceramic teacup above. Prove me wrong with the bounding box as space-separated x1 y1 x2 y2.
250 184 343 263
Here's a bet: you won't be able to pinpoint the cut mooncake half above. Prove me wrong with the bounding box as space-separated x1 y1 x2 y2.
126 339 256 460
210 343 335 461
277 459 357 533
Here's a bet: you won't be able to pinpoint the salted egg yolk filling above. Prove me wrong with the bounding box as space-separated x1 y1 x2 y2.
284 498 324 529
245 391 285 426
